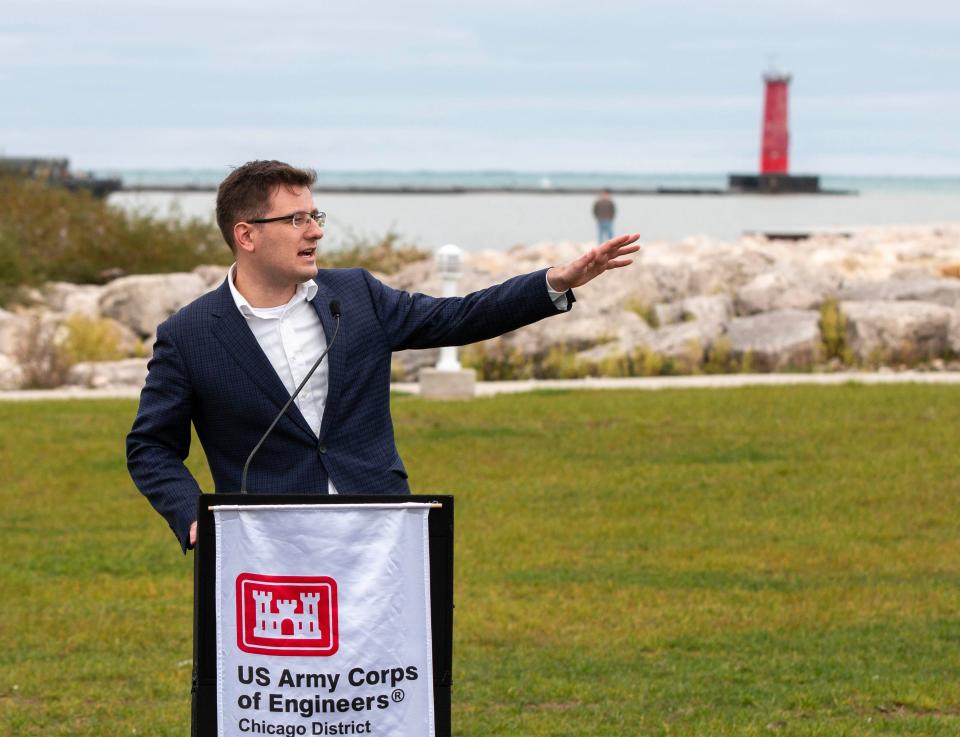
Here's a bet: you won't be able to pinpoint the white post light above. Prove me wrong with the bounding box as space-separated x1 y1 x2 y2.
419 243 475 399
435 244 463 372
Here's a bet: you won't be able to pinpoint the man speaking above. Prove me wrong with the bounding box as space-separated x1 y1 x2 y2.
127 160 639 551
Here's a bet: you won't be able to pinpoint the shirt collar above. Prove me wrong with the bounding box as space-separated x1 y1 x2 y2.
227 263 318 317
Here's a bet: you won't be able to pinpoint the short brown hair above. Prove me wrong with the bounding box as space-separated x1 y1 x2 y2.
215 160 317 251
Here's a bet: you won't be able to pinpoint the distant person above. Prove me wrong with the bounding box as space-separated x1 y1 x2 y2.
593 190 616 243
127 160 641 552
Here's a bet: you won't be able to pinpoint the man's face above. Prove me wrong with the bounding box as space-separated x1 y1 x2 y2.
248 184 323 287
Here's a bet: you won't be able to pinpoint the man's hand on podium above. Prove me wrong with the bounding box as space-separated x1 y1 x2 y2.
190 520 197 548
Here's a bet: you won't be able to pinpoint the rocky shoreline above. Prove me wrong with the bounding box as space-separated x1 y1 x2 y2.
1 223 959 391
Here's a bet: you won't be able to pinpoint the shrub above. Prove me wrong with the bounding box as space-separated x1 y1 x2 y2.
319 228 429 274
59 315 126 364
14 314 71 389
0 177 229 298
624 298 659 327
0 178 429 305
820 298 854 365
704 337 734 374
633 346 666 376
461 338 533 381
540 344 591 379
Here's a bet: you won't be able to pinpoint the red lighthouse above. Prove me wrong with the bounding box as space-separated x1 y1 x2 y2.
728 69 826 194
760 72 790 174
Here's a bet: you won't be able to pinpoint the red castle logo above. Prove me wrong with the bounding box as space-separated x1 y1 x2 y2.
236 573 339 656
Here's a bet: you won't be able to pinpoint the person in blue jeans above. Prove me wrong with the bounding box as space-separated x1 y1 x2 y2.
593 190 616 243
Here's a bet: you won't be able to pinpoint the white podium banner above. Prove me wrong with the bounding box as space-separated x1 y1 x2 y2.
213 503 435 737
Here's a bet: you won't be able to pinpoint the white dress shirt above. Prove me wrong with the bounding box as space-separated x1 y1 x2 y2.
228 265 568 494
228 264 339 493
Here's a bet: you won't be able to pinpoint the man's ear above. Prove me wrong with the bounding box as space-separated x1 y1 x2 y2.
234 222 256 254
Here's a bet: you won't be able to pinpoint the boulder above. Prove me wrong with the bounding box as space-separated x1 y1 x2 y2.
837 278 960 310
839 300 958 362
735 269 833 315
0 308 24 355
42 282 104 318
66 358 150 389
680 294 734 331
0 354 24 391
653 301 685 327
647 322 708 365
726 309 822 371
99 273 208 337
390 348 440 382
193 264 231 288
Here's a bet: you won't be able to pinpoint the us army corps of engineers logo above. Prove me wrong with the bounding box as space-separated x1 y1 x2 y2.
235 573 339 656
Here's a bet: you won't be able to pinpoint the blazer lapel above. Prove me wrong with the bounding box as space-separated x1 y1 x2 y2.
209 281 316 440
311 286 344 443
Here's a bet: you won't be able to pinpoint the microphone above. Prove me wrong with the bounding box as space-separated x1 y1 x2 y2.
240 301 342 493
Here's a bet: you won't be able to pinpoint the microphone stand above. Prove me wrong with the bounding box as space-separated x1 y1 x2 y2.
240 302 341 493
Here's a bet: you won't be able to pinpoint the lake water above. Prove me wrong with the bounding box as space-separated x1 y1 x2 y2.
106 173 960 252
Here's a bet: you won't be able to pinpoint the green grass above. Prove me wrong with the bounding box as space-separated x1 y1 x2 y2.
2 385 960 736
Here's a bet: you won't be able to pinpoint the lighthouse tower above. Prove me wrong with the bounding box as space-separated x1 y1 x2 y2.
728 69 825 194
760 72 791 174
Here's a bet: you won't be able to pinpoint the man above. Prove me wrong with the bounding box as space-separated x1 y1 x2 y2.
593 190 616 243
127 160 639 552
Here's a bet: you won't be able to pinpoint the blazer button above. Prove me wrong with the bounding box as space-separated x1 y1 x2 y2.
317 444 327 454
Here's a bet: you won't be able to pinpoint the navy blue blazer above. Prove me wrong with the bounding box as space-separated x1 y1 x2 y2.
127 267 572 551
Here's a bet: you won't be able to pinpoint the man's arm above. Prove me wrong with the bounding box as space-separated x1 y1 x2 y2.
362 233 640 352
126 321 203 554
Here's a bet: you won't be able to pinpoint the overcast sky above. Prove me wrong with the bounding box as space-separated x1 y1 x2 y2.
2 0 958 174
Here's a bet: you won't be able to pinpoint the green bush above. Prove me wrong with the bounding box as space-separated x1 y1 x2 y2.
820 298 854 365
319 228 428 274
0 177 229 295
59 315 126 364
624 298 659 327
0 178 429 305
13 314 71 389
461 338 533 381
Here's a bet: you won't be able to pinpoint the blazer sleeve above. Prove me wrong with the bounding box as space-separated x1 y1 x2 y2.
364 268 574 351
126 320 203 553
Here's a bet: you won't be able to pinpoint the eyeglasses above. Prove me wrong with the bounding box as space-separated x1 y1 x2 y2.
247 210 326 229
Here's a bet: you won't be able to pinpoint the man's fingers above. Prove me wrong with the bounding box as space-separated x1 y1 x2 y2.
600 233 640 251
610 244 640 258
606 258 634 269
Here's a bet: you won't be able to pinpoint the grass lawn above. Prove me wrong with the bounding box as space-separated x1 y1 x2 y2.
1 384 959 736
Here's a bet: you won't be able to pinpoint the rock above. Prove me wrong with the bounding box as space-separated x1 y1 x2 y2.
193 264 231 287
837 278 960 309
840 300 958 362
641 295 732 364
0 308 24 355
653 301 685 327
726 309 822 371
647 322 708 366
66 358 150 389
681 294 734 331
735 269 833 315
42 282 104 318
391 348 440 382
99 273 208 337
0 354 24 390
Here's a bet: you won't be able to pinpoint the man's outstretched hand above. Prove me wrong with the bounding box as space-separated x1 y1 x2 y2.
546 233 641 293
189 520 197 547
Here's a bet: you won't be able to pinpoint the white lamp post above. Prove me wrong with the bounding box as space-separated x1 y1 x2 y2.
419 243 476 399
435 244 463 371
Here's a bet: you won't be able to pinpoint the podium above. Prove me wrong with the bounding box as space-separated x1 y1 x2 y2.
192 494 454 737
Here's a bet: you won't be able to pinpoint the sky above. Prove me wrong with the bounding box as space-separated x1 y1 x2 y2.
2 0 959 175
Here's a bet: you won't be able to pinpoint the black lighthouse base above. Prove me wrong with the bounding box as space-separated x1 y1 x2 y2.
728 173 821 194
